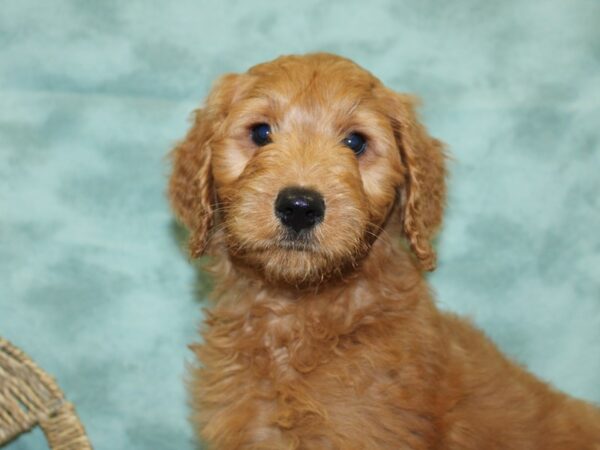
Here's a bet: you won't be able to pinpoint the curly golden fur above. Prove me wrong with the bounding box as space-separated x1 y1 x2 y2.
169 53 600 449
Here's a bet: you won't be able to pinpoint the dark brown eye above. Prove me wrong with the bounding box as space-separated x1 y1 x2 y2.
343 132 367 156
250 123 272 146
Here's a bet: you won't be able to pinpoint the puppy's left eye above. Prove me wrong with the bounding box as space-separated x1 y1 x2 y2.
250 123 272 146
343 132 367 156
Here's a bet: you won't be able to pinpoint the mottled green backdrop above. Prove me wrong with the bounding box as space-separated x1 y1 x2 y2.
1 1 599 449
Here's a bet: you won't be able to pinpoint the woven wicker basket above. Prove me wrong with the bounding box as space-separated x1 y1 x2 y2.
0 338 93 449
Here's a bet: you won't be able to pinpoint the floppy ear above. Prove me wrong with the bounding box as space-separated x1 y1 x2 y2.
391 93 447 271
168 74 239 258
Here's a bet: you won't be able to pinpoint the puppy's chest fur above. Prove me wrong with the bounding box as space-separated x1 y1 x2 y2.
193 279 442 449
255 314 299 379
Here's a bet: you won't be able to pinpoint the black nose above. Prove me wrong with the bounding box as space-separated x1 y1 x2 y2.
275 187 325 233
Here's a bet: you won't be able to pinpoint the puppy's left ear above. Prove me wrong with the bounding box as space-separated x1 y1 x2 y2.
169 74 240 258
389 92 447 271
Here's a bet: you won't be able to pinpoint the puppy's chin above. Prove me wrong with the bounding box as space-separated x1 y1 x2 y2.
227 239 364 288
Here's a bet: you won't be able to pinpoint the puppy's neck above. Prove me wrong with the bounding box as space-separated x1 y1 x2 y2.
199 234 431 368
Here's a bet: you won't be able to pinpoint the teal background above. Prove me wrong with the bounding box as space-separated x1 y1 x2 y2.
1 1 599 448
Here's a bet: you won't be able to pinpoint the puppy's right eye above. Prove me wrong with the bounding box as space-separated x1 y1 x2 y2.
343 132 367 156
250 123 272 146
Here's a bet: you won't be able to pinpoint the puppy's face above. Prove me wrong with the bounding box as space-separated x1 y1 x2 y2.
170 54 445 286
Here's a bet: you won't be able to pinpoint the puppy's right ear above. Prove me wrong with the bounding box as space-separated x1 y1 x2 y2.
168 74 239 258
387 92 447 271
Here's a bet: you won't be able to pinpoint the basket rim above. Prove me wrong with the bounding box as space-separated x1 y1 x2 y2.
0 337 93 449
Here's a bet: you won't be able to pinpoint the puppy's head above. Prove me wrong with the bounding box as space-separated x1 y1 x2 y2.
169 54 445 286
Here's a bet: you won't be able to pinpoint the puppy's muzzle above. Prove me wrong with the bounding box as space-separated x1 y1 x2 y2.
275 187 325 233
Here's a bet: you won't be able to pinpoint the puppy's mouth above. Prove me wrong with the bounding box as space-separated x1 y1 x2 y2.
276 230 319 252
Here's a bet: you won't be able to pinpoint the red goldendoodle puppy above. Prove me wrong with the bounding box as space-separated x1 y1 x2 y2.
169 53 600 449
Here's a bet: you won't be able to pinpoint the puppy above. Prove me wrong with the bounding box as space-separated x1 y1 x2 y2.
169 53 600 449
